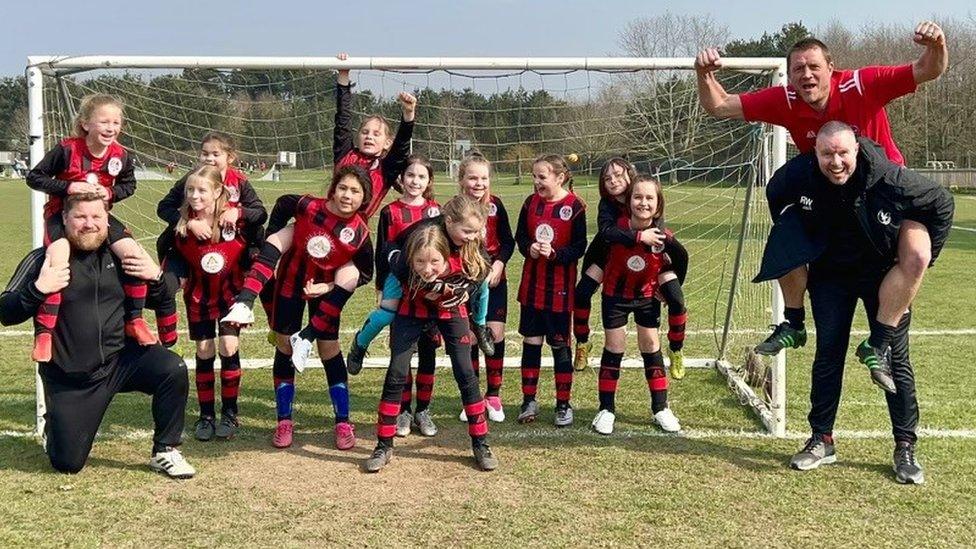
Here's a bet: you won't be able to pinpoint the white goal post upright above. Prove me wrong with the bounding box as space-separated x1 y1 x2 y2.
26 55 789 436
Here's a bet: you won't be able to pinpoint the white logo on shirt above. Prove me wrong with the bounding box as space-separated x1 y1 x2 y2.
306 235 332 258
488 202 497 216
800 196 814 211
225 185 240 203
427 206 440 217
559 205 573 221
339 227 356 244
107 157 122 176
201 252 225 274
877 210 892 225
535 223 554 244
221 227 236 242
85 173 99 185
627 255 646 272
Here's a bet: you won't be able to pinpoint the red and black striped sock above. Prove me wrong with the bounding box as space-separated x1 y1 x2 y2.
122 281 147 321
573 275 599 344
415 337 437 413
377 399 402 442
195 354 216 418
34 291 61 338
219 352 242 415
598 349 624 412
238 242 282 306
307 287 353 339
400 369 414 413
485 339 504 397
553 345 573 407
643 351 668 413
520 342 543 401
154 294 179 348
463 398 488 438
667 312 687 352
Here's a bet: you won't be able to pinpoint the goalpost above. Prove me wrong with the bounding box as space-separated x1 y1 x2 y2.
26 55 788 437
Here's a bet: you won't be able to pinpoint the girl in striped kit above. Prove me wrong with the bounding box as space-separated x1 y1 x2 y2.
591 176 683 435
514 155 587 427
365 195 498 473
168 165 263 440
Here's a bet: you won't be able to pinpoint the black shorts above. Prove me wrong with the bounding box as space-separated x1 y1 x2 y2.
45 213 130 246
518 304 571 348
189 319 242 341
601 295 661 330
486 278 508 324
581 238 609 272
270 293 334 339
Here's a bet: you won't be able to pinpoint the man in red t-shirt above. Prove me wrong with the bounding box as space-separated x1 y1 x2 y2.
694 21 947 359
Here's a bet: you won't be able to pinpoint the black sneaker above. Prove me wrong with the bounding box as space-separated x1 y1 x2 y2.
346 332 368 375
471 323 495 357
789 433 836 471
194 416 216 442
364 442 393 473
893 441 924 484
855 339 896 394
215 412 239 439
755 322 807 356
472 441 498 471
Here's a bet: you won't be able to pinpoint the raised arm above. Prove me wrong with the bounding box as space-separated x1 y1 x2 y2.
912 21 948 85
695 48 745 120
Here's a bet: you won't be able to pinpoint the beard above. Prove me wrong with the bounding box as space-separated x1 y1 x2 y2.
66 228 108 251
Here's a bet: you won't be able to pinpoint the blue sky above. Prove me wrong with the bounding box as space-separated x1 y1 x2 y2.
7 0 973 77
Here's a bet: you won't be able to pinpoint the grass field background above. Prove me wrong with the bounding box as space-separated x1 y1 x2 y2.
0 172 974 546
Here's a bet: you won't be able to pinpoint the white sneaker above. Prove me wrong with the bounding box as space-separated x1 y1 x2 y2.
220 302 254 326
653 408 681 433
149 447 196 479
591 409 615 435
485 396 505 422
554 405 574 427
395 411 412 437
458 408 468 422
289 332 313 373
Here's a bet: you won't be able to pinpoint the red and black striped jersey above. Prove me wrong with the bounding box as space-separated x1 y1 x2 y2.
397 255 472 320
515 192 587 312
333 83 414 219
484 194 516 265
375 199 441 289
276 195 373 299
27 137 135 219
377 199 441 243
156 168 267 228
173 221 249 322
602 222 668 300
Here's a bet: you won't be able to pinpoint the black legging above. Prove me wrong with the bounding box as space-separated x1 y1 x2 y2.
807 267 918 443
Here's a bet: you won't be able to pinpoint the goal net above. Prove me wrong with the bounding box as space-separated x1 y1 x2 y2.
27 56 788 436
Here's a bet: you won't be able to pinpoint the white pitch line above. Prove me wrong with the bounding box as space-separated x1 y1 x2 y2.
4 427 975 441
951 225 976 233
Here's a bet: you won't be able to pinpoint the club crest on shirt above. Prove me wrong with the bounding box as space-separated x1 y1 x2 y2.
651 243 665 254
877 210 892 225
225 185 240 203
306 235 333 258
339 227 356 244
85 173 99 185
221 226 236 242
107 157 123 176
201 251 226 274
558 205 573 221
627 255 646 272
535 223 555 244
427 206 441 217
488 202 497 216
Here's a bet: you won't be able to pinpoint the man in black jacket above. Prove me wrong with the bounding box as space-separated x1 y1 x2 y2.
757 122 953 483
0 193 194 478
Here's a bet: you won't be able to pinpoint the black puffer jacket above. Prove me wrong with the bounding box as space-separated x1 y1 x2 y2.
754 137 954 282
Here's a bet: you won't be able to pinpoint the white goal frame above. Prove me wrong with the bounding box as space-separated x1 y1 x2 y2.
26 55 789 437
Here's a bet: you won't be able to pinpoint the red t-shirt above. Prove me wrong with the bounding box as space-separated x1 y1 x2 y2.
740 64 917 165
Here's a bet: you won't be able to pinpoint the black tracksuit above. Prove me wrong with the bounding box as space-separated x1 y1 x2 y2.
0 246 187 473
758 138 954 443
